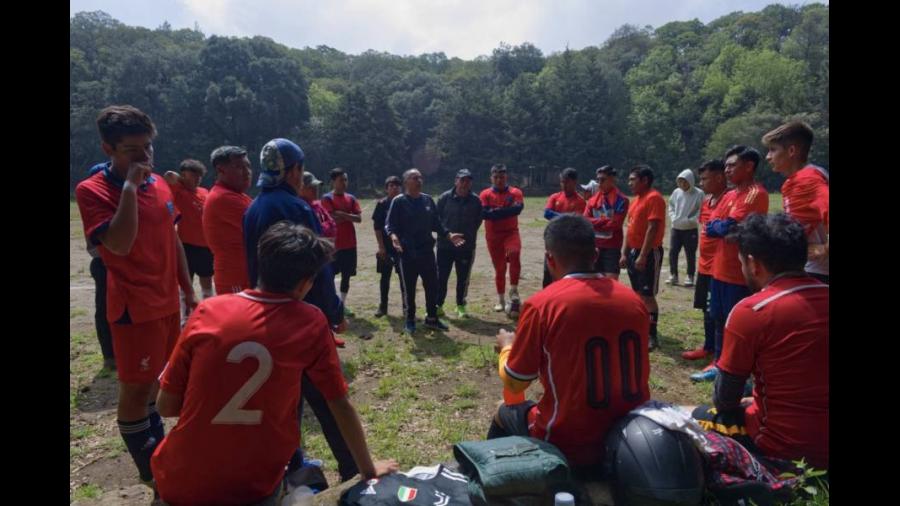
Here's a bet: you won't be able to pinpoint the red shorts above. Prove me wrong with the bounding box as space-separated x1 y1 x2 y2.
487 232 521 256
111 312 180 383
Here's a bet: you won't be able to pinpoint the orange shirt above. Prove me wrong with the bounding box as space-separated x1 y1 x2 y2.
203 182 252 292
545 191 586 215
697 192 725 275
169 182 209 247
625 189 666 250
711 183 769 285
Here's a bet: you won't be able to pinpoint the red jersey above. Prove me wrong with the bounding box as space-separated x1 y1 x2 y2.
717 275 828 469
310 199 336 239
545 191 585 215
782 165 829 275
203 182 252 292
505 273 650 466
76 167 180 323
321 192 361 250
583 189 629 249
479 186 524 236
625 189 666 250
711 184 769 285
169 182 209 247
152 290 348 505
697 192 725 276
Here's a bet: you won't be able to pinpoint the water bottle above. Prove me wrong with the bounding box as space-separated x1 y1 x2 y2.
554 491 575 506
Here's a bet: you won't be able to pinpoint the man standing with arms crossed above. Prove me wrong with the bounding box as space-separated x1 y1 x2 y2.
542 167 585 287
583 166 628 280
479 164 525 317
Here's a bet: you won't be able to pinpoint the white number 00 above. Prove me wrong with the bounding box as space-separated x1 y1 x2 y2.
211 341 273 425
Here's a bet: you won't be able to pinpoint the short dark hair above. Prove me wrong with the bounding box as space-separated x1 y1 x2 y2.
402 168 421 182
384 175 401 187
179 159 206 175
630 165 654 185
698 159 725 173
257 221 335 293
725 145 761 171
729 213 807 275
544 215 596 268
490 164 507 175
596 165 616 177
560 167 578 181
96 105 156 148
210 146 248 169
330 167 347 180
762 120 814 159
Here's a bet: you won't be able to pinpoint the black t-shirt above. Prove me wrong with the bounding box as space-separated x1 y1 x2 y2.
372 196 394 254
341 465 471 506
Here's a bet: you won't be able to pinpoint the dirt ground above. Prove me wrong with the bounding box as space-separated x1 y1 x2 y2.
70 193 755 505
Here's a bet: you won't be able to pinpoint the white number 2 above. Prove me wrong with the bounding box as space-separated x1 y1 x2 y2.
211 341 273 425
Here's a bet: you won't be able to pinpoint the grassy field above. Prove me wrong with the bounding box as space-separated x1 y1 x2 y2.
70 193 804 505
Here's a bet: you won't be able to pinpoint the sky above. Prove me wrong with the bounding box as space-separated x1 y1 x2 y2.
70 0 828 59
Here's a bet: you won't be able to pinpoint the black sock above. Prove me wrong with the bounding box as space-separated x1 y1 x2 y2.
650 312 659 339
118 416 159 482
147 402 165 442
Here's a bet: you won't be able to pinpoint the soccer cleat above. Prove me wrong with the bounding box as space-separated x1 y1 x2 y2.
456 305 469 318
493 303 505 312
424 317 449 331
681 348 711 360
403 321 416 334
690 366 719 382
702 360 716 372
333 336 346 348
666 275 679 285
436 305 446 318
343 306 355 318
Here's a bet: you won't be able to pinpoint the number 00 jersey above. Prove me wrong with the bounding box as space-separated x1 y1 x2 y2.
505 273 651 466
151 290 347 506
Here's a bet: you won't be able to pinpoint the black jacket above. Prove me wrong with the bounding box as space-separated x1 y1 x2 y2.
385 193 449 258
436 188 482 251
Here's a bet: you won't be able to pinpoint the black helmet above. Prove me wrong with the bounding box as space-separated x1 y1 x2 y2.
603 415 706 506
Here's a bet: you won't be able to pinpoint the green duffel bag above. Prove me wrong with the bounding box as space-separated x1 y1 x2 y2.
453 436 575 505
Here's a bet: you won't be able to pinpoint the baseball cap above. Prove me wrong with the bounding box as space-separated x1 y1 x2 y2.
302 172 322 187
456 168 473 179
210 146 247 168
258 138 305 188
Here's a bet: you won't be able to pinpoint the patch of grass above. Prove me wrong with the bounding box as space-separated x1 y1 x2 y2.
71 425 97 441
375 376 401 399
455 382 479 399
70 308 88 318
73 483 102 500
649 374 667 393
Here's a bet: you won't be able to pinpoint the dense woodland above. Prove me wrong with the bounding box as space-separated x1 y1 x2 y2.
70 4 828 195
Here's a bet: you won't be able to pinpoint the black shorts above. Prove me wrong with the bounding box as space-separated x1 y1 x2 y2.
183 243 214 278
496 401 536 437
693 273 712 310
333 248 357 277
376 254 395 274
595 248 621 274
626 246 663 296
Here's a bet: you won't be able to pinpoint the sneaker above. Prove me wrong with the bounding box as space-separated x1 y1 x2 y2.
343 306 355 318
403 321 416 334
649 335 660 351
456 305 469 318
424 317 449 331
666 275 678 285
690 366 719 382
333 336 346 348
702 360 716 372
103 357 117 371
681 348 710 361
507 299 521 318
436 305 446 318
374 305 388 318
493 303 505 312
684 276 694 287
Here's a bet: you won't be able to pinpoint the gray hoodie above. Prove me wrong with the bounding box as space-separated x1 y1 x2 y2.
668 169 704 230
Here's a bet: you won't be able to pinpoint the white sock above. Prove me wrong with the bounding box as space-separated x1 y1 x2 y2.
498 294 506 306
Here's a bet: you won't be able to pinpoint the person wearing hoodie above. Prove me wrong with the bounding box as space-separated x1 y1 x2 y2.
667 169 704 286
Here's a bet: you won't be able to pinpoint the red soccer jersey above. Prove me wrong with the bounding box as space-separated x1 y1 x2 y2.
479 186 524 236
152 290 348 505
625 190 666 250
505 273 650 466
583 189 629 250
782 165 829 275
321 192 361 250
169 182 209 247
76 168 180 323
717 275 829 469
310 200 336 239
711 184 769 285
203 182 252 292
545 191 586 215
697 192 725 276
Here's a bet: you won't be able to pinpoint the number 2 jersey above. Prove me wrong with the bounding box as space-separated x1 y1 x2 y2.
151 290 347 506
503 273 651 466
341 464 471 506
